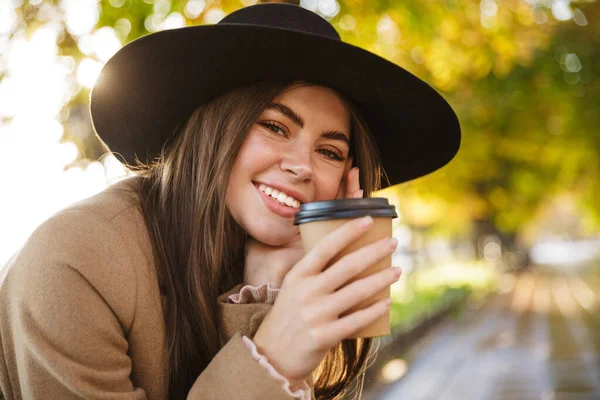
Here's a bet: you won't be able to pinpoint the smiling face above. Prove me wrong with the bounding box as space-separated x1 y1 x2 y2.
225 85 352 246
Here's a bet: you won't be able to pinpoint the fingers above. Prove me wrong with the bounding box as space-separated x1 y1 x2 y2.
312 297 392 347
346 167 361 199
327 266 401 318
292 216 373 278
335 158 354 200
317 236 397 292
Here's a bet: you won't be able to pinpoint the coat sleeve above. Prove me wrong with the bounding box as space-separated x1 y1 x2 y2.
187 333 303 400
0 209 298 400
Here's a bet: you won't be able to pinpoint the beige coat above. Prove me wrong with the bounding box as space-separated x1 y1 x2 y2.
0 178 315 399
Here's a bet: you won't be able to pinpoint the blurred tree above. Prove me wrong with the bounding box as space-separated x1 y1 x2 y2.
393 1 599 254
3 0 598 251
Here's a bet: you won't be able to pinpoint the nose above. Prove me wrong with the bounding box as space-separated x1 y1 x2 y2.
280 143 313 182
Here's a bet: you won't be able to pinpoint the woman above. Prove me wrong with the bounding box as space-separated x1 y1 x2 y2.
0 3 460 400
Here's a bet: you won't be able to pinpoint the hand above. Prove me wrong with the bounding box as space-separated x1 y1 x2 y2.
243 236 304 288
243 159 363 288
335 158 363 200
252 216 401 385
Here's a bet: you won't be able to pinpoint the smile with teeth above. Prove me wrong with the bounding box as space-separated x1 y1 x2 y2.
258 184 301 209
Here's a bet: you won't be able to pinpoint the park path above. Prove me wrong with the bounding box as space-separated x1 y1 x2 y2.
365 267 600 400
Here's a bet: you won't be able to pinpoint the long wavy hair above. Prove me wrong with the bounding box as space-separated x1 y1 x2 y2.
129 81 385 399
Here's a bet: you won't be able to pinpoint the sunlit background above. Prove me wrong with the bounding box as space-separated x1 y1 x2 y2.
2 0 598 266
1 0 599 398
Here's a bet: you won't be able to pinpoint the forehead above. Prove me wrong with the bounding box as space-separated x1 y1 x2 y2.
273 85 350 128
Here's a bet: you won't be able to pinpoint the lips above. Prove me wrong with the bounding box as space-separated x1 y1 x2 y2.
253 180 308 204
257 183 301 208
255 183 299 219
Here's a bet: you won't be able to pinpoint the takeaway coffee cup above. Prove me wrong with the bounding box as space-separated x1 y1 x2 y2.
294 198 398 338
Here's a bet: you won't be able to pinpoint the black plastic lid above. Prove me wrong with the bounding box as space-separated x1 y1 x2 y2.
294 197 398 225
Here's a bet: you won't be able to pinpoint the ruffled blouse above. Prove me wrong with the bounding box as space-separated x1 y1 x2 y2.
227 283 312 400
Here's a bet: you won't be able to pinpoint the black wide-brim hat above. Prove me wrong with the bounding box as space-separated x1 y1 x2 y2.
90 3 460 188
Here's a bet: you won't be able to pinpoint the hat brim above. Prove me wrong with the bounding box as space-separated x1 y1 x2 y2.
90 24 461 187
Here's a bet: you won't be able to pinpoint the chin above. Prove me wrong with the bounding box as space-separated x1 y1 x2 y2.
249 225 299 247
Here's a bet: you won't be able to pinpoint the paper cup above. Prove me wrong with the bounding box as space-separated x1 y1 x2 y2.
294 198 397 338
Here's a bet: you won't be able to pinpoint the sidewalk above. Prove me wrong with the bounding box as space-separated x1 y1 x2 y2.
363 267 600 400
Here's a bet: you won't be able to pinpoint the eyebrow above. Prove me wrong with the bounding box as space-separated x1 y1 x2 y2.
265 102 351 146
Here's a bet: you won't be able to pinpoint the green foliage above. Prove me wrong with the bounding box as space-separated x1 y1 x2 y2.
98 0 154 41
390 285 471 331
387 2 599 238
4 0 599 238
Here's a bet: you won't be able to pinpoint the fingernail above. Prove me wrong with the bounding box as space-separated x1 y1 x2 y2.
387 237 398 250
358 215 373 229
392 267 402 277
354 189 363 199
384 298 393 308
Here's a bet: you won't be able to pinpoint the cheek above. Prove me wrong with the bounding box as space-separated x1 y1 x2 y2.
225 166 243 223
230 134 274 181
226 142 255 220
238 133 281 170
314 170 345 200
225 133 280 223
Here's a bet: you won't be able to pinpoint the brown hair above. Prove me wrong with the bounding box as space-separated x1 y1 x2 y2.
129 81 384 399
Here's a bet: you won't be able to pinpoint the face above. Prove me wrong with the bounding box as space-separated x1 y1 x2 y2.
226 85 352 246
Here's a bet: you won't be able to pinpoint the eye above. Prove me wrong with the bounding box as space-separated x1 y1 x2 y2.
259 121 288 137
317 148 345 161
